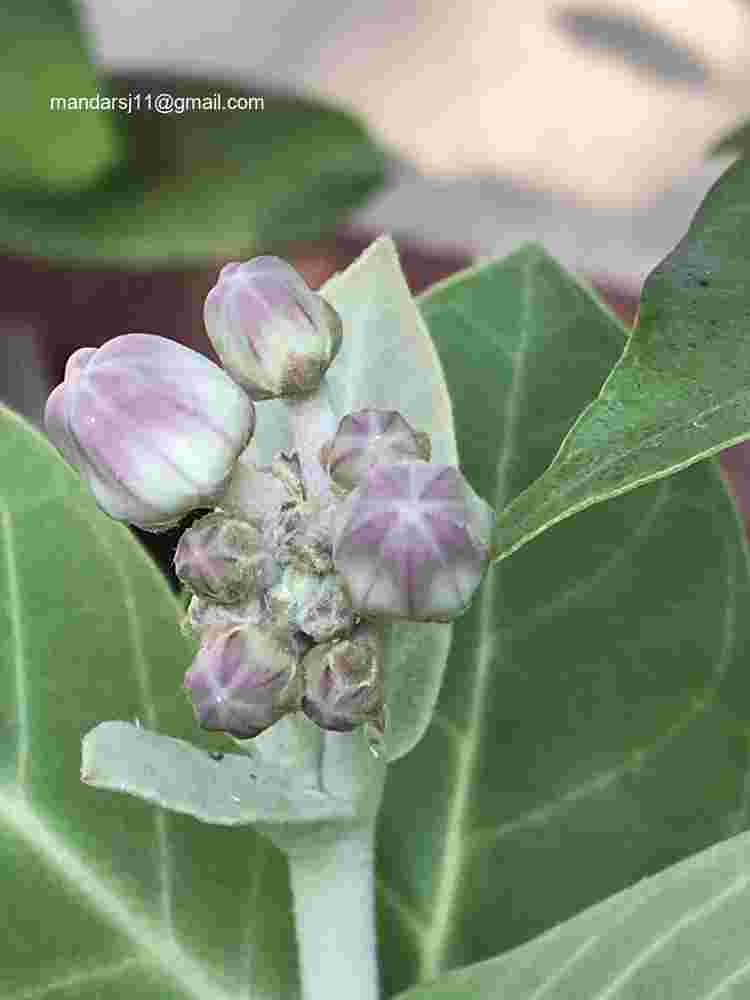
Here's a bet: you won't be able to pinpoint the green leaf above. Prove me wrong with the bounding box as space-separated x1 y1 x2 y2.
0 71 386 264
0 1 118 188
0 404 299 997
252 236 458 763
375 246 750 997
491 156 750 563
394 826 750 999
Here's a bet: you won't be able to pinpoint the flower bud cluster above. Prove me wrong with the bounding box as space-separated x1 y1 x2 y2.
45 253 495 744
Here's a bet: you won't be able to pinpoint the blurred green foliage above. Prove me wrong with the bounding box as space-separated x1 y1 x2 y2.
0 2 387 264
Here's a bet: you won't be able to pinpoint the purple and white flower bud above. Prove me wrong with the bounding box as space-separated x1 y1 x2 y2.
203 256 343 400
174 512 278 604
301 625 384 733
44 334 255 532
323 409 431 491
333 462 494 622
184 624 304 739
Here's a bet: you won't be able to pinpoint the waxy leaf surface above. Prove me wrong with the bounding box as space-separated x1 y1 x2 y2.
395 825 750 999
0 405 299 998
492 156 750 562
374 245 750 997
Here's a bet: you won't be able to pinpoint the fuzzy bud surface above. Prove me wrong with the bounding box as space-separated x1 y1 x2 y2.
184 624 303 738
203 256 343 400
324 409 431 491
174 512 278 604
301 625 384 733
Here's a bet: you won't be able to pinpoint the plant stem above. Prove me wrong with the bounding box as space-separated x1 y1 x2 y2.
286 823 380 1000
283 381 338 501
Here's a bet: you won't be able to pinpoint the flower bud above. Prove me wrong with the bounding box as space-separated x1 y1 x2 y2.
174 512 279 604
44 334 255 532
203 256 343 400
267 565 356 643
272 497 337 574
180 593 265 642
184 624 303 739
301 625 384 733
333 462 494 622
323 409 431 491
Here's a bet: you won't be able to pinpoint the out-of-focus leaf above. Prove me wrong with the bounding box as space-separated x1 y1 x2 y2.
491 157 750 562
0 1 118 188
0 404 298 997
375 245 750 997
395 826 750 999
0 72 386 264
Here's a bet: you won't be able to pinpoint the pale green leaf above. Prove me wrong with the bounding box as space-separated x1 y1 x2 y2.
0 404 298 998
251 236 457 763
395 826 750 999
375 246 750 997
82 721 354 826
491 156 750 562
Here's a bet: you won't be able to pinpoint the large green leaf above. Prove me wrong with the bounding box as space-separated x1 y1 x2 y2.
0 71 386 264
0 1 118 188
375 246 750 997
491 156 750 563
0 405 299 998
395 825 750 999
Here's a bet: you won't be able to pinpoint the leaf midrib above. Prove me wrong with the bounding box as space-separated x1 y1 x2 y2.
0 790 237 1000
418 253 535 981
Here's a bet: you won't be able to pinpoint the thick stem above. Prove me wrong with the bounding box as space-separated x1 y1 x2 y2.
287 823 380 1000
283 381 339 500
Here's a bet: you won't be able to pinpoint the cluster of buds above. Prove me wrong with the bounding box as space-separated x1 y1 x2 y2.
45 256 494 743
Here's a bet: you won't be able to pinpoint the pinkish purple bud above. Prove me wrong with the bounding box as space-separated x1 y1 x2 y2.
174 512 279 604
184 625 303 739
333 463 494 622
323 409 431 491
203 256 343 400
301 625 384 733
44 334 255 532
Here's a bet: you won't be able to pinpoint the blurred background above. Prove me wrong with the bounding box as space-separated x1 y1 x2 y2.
4 0 750 570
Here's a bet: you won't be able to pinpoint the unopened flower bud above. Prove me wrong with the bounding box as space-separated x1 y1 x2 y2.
323 409 431 491
333 462 494 622
267 565 356 643
203 256 343 400
301 625 384 732
174 512 278 604
184 624 303 738
273 497 337 574
44 334 255 532
180 593 265 642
